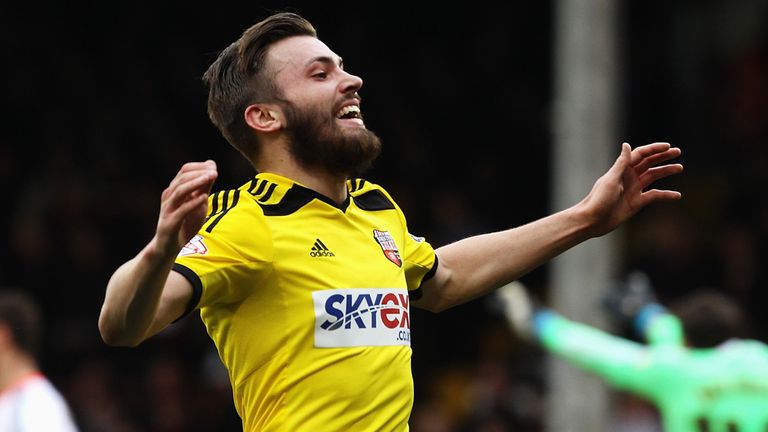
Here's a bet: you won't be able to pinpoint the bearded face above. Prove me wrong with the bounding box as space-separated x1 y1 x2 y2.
280 97 382 177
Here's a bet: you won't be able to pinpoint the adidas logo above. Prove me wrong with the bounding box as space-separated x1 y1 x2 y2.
310 239 335 257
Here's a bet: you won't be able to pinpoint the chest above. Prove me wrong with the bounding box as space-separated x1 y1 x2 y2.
267 207 408 289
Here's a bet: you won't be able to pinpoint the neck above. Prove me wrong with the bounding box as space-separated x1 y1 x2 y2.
0 350 38 393
291 169 348 203
256 142 349 204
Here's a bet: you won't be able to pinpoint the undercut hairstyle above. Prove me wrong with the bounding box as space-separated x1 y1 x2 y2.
203 12 317 164
0 290 42 358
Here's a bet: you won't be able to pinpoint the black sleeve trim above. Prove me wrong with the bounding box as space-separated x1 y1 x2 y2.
422 254 439 282
409 254 439 301
171 263 203 322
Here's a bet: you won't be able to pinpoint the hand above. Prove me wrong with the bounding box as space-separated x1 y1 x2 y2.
154 161 218 257
603 270 658 324
579 142 683 237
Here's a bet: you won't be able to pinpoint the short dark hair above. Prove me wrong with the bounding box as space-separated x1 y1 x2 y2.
0 290 42 357
203 12 317 164
670 288 748 348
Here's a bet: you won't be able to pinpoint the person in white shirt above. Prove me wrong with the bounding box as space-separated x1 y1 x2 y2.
0 290 79 432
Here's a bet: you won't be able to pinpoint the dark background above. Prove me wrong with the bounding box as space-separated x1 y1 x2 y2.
1 1 767 430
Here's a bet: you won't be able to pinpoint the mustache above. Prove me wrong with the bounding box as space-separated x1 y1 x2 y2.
335 93 362 111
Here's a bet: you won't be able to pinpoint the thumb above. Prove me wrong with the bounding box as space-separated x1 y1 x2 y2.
606 142 631 175
618 142 631 165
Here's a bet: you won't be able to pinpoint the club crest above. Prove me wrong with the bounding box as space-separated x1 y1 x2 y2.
178 235 208 257
373 229 402 267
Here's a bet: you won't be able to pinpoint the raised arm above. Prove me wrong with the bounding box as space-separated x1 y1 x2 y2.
495 281 656 394
98 161 218 346
414 142 682 312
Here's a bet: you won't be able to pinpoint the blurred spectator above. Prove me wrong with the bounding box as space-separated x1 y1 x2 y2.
0 290 80 431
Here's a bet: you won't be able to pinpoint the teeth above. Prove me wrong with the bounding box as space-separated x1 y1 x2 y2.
336 105 360 118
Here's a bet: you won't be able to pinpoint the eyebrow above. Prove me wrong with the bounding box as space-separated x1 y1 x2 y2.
305 55 344 70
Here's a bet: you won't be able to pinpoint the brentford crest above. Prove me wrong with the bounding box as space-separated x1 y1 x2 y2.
178 235 208 257
373 229 402 267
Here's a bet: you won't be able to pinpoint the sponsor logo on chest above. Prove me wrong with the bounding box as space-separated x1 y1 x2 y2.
312 288 410 348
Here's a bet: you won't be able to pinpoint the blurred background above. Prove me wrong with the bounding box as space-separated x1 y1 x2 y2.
1 1 766 431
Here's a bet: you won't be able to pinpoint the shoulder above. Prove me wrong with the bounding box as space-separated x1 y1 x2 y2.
719 339 768 357
17 377 78 431
348 178 397 211
201 186 265 234
17 375 69 408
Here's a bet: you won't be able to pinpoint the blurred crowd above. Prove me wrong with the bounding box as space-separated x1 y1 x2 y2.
1 1 766 431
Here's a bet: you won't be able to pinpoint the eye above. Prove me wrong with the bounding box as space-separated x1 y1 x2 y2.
312 71 328 80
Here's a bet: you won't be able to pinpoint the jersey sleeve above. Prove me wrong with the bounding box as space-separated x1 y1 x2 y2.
379 187 437 292
173 191 272 313
401 232 437 291
535 310 662 395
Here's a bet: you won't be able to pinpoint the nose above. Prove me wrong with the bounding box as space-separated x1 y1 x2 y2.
339 70 363 95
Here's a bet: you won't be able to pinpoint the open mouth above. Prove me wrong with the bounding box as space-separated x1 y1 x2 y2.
336 105 362 121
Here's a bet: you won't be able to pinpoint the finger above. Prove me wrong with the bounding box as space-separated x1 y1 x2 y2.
163 165 214 201
639 189 682 206
171 171 217 205
162 193 210 233
168 169 217 195
162 169 217 204
172 161 215 183
638 164 684 189
608 142 632 173
629 142 671 165
621 142 632 162
178 159 217 173
633 147 682 173
165 171 217 210
167 161 217 192
172 192 210 222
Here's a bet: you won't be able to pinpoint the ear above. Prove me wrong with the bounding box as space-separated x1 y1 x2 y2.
244 104 283 133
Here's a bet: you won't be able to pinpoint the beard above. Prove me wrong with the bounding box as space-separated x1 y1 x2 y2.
280 99 382 177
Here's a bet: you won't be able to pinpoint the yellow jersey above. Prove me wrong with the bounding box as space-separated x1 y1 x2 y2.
173 172 437 432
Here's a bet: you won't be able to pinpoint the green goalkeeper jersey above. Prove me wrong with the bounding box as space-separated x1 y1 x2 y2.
534 308 768 432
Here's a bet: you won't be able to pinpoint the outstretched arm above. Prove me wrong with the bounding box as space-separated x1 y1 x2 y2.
98 161 218 346
495 281 655 393
414 142 682 312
